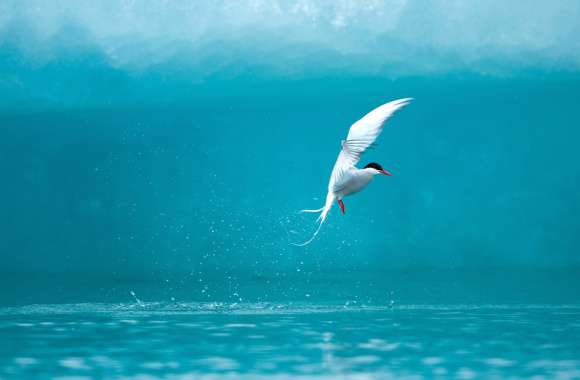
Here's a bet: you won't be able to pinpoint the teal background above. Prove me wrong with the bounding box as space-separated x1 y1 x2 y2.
0 1 579 305
2 2 580 379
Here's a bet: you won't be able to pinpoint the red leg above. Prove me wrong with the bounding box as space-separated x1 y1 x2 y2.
338 199 345 215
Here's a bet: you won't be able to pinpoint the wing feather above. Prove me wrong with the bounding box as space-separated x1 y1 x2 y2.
328 98 412 193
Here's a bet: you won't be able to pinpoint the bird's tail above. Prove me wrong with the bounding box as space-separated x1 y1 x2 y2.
292 192 335 246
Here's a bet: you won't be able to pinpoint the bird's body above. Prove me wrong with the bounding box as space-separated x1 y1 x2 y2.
333 167 375 198
293 98 412 246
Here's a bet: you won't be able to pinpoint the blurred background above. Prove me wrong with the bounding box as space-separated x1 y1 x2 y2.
1 0 579 306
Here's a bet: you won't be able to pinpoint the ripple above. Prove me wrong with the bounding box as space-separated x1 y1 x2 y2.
224 323 257 328
457 367 476 379
422 357 444 366
196 357 239 371
15 323 35 327
59 358 91 370
483 358 514 367
359 339 399 352
1 302 578 317
0 302 578 379
6 302 252 316
141 361 179 370
14 357 38 366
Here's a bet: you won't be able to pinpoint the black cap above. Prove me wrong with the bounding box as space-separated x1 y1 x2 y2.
364 162 384 171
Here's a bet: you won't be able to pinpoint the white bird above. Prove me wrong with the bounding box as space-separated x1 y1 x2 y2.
293 98 412 246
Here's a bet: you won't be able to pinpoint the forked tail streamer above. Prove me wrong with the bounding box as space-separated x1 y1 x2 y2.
291 192 336 246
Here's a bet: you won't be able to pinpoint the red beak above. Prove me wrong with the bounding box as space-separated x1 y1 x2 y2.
380 169 392 176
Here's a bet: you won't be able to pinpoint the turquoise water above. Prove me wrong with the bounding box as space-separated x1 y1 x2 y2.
2 303 580 379
2 1 580 378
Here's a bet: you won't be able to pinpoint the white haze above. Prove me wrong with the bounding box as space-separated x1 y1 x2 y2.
1 0 580 76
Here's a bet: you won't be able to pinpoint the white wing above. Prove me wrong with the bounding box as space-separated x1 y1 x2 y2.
328 98 412 193
293 97 412 246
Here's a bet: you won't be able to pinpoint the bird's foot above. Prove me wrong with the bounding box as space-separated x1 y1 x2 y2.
338 199 345 215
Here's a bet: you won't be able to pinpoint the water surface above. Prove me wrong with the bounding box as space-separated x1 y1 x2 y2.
1 303 579 379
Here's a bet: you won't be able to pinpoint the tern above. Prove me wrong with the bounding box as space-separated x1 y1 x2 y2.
293 98 412 246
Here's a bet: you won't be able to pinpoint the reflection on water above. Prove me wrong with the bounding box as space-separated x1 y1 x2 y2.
1 303 579 379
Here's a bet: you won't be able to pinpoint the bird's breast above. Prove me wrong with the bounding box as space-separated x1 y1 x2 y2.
337 170 374 198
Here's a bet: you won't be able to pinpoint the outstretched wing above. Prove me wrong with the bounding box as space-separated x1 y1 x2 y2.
292 98 412 247
328 98 412 193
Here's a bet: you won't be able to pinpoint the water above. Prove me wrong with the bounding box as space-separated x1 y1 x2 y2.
2 1 580 378
1 303 579 379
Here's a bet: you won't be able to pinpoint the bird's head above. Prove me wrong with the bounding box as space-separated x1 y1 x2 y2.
364 162 392 176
